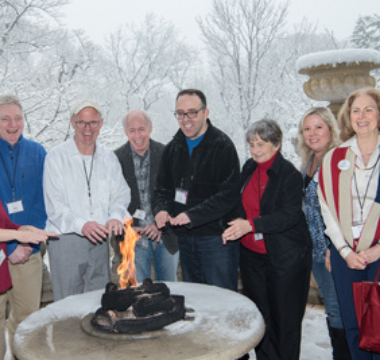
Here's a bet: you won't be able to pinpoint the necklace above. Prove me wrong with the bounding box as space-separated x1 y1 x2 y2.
355 153 380 171
361 152 373 157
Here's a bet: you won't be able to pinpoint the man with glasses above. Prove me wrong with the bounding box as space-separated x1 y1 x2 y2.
154 89 241 291
0 94 47 358
113 110 179 283
43 100 131 301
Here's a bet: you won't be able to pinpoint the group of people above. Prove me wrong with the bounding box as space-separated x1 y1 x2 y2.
0 86 380 360
297 87 380 360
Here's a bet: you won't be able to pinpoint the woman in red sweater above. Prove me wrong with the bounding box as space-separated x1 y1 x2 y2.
223 119 312 360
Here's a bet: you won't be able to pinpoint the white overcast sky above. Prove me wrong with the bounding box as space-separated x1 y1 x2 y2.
62 0 379 45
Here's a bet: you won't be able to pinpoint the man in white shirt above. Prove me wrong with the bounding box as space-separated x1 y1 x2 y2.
44 100 131 301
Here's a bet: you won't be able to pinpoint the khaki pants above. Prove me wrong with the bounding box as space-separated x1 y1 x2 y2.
0 291 7 359
7 252 42 358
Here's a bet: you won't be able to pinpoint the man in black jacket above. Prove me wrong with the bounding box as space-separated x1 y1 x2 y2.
114 110 179 283
154 89 241 291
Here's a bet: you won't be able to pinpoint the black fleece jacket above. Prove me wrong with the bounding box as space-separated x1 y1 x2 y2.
153 119 240 237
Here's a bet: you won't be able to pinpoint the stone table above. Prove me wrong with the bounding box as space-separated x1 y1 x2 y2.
13 282 265 360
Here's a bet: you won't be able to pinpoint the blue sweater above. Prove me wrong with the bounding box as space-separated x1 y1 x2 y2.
0 135 47 255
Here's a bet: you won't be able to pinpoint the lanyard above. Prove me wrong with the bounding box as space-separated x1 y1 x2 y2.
0 146 20 201
82 145 96 208
353 153 380 223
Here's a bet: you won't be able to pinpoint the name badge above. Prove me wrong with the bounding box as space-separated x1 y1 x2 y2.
254 233 264 241
7 200 24 214
352 225 363 239
134 209 146 220
0 249 5 267
175 188 188 205
338 160 351 171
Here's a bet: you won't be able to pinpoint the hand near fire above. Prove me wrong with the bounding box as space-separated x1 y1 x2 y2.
134 223 161 242
155 211 171 229
106 218 124 236
16 225 58 244
155 211 191 229
222 219 252 245
82 221 109 243
169 212 190 227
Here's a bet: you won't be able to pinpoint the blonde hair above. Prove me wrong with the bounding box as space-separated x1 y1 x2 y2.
338 87 380 142
298 107 340 170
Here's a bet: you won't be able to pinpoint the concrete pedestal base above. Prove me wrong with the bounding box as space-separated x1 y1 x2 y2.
13 282 264 360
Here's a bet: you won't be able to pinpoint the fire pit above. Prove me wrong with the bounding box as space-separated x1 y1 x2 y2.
12 282 265 359
12 220 265 359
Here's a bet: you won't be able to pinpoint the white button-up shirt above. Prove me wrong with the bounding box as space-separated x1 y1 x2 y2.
43 138 131 234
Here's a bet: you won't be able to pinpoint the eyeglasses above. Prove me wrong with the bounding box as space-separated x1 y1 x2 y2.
174 107 204 120
74 120 101 129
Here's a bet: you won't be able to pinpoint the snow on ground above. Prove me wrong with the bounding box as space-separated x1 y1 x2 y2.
246 304 332 360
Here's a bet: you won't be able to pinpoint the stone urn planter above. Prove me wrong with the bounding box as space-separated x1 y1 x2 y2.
296 49 380 116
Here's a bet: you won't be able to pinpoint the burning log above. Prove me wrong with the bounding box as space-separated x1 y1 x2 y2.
91 279 186 334
90 219 186 334
101 279 170 311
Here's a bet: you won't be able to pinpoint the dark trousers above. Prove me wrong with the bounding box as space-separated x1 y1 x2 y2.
178 235 240 291
240 245 311 360
331 245 380 360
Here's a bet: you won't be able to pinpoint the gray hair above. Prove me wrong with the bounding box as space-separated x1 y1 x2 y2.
123 109 152 128
246 119 283 149
297 107 340 170
0 94 23 111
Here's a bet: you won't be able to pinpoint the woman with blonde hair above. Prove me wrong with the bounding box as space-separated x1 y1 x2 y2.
298 107 350 359
318 88 380 359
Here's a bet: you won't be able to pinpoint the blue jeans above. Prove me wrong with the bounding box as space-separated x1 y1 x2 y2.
312 260 344 329
178 235 239 291
331 245 380 360
134 240 179 283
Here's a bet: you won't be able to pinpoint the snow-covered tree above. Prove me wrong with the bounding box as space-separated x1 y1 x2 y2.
105 14 197 112
197 0 288 157
350 14 380 87
351 14 380 50
0 0 68 56
0 0 107 148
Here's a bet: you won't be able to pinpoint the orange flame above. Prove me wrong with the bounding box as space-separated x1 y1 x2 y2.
117 217 141 289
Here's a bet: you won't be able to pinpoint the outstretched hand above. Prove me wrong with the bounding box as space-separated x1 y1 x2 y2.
17 225 58 244
222 219 252 244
